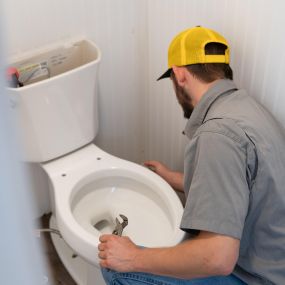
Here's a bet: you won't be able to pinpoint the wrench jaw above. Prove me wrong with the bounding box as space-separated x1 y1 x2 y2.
119 214 128 228
112 218 122 235
112 214 128 236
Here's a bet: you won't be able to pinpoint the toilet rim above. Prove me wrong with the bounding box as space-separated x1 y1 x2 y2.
54 165 185 240
51 166 185 264
41 145 186 265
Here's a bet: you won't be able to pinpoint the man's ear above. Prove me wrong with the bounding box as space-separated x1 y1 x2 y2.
172 66 187 87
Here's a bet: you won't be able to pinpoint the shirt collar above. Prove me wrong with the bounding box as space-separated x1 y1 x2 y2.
184 79 238 139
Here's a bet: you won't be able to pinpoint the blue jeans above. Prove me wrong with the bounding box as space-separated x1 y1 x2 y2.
101 268 246 285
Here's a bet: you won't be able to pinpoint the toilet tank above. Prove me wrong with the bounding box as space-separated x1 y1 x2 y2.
7 39 101 162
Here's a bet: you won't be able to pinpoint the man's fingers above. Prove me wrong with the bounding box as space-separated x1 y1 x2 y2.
99 260 109 268
143 161 158 172
99 234 113 242
98 243 105 251
98 251 107 260
144 160 158 166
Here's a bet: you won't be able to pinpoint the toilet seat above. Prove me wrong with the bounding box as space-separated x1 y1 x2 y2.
41 144 185 266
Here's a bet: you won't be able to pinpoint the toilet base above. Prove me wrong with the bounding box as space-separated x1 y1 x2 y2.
49 215 105 285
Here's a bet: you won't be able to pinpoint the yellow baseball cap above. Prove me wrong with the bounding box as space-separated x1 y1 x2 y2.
157 26 230 80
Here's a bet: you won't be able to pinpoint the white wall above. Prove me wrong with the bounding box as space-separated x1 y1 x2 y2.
3 0 285 217
3 0 86 56
3 0 88 217
85 0 148 163
0 5 50 282
145 0 285 171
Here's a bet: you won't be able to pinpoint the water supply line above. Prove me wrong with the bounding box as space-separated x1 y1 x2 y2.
36 228 62 238
36 228 80 258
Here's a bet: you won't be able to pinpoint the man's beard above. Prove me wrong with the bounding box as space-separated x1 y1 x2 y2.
179 89 194 119
172 76 194 119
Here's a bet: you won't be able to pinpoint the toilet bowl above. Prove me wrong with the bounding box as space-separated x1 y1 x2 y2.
42 143 185 266
7 38 185 277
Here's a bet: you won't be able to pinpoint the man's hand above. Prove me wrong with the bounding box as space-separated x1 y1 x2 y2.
98 231 239 279
144 160 184 192
98 234 141 272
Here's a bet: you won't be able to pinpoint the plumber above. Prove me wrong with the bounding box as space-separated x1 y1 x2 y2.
98 26 285 285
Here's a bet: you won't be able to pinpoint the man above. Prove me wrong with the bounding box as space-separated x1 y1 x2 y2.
98 26 285 284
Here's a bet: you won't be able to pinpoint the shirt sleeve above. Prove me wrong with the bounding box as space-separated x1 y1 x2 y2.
180 130 250 240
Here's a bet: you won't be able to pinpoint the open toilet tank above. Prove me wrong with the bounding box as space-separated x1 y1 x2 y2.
7 39 185 285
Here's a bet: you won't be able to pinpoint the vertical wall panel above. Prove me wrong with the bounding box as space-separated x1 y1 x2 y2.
85 0 148 163
2 0 87 217
3 0 285 213
3 0 86 56
145 0 285 172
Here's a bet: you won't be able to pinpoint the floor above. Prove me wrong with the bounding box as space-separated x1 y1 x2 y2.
39 213 77 285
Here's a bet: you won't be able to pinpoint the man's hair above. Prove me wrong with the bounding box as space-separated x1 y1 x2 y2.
186 42 233 83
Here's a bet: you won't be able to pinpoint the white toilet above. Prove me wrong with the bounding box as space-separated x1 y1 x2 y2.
8 39 185 284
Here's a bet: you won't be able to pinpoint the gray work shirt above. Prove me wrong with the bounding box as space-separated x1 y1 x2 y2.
180 79 285 285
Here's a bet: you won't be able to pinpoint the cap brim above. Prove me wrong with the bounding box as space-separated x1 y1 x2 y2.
157 68 172 81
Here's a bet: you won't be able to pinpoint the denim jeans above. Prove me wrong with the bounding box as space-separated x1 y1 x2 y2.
101 268 247 285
